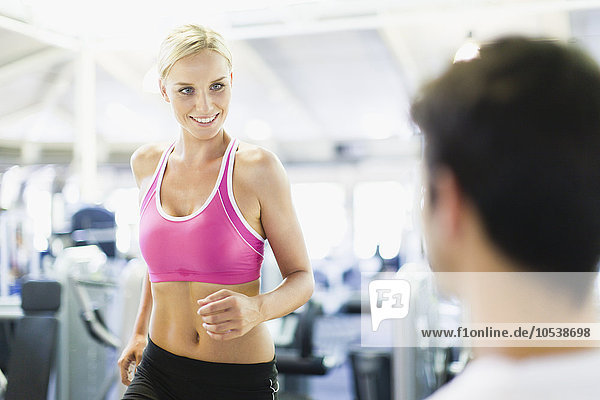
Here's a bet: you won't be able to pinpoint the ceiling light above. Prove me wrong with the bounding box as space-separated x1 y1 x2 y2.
454 40 480 63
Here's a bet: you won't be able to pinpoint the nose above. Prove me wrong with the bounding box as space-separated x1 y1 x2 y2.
195 90 212 114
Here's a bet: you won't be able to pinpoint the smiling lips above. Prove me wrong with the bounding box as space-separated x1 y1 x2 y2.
190 113 219 125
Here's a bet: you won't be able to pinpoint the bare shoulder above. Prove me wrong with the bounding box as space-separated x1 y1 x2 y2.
235 141 288 191
130 142 170 187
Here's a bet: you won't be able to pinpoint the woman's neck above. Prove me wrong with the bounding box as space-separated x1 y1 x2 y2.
174 130 230 166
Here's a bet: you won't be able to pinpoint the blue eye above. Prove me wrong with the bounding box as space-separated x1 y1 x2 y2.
179 87 194 95
210 83 224 91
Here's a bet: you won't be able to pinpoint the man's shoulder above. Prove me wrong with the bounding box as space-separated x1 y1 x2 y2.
426 352 600 400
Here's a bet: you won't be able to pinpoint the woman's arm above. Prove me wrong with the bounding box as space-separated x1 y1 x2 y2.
198 148 314 340
117 143 165 384
117 272 152 385
253 150 314 321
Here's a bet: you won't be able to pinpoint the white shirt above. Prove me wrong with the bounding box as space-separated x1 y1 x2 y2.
426 350 600 400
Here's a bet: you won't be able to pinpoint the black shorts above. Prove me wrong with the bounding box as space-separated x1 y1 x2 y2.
122 338 279 400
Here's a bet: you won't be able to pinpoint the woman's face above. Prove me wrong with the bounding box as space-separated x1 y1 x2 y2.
160 50 232 141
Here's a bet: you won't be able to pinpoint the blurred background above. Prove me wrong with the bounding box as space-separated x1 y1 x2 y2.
0 1 600 399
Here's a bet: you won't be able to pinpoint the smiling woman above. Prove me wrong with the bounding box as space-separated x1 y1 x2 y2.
160 50 232 143
117 24 314 400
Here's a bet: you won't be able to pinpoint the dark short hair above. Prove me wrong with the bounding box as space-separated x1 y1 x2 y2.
411 37 600 273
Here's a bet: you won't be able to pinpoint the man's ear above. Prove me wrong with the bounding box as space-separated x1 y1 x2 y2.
159 79 170 103
431 168 464 238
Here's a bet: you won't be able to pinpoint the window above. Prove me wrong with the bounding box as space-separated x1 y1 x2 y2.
354 181 414 259
291 183 347 260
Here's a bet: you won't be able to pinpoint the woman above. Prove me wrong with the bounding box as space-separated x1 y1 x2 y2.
118 24 314 400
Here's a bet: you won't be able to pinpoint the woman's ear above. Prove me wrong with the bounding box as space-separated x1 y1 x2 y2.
159 79 170 103
230 72 234 87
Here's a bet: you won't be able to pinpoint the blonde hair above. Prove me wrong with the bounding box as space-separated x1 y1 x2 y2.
157 24 232 80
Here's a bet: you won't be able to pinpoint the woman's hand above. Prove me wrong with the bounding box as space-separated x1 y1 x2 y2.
117 334 147 385
197 289 264 341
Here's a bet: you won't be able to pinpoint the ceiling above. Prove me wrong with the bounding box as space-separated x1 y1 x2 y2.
2 0 600 165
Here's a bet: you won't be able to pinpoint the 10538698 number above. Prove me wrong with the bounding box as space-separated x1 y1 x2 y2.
534 327 591 338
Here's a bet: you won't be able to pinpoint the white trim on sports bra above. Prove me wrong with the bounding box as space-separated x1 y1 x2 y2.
226 140 266 242
139 143 174 212
155 138 235 222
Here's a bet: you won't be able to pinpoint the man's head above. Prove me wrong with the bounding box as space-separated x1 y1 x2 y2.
412 37 600 274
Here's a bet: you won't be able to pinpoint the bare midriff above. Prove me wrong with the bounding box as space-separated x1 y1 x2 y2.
149 278 274 363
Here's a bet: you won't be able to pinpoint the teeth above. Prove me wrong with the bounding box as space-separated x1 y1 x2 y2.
191 114 218 124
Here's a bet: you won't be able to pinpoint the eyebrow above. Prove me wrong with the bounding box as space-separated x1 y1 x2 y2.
173 76 229 86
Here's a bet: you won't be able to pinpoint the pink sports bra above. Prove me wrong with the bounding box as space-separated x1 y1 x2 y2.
138 138 265 284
